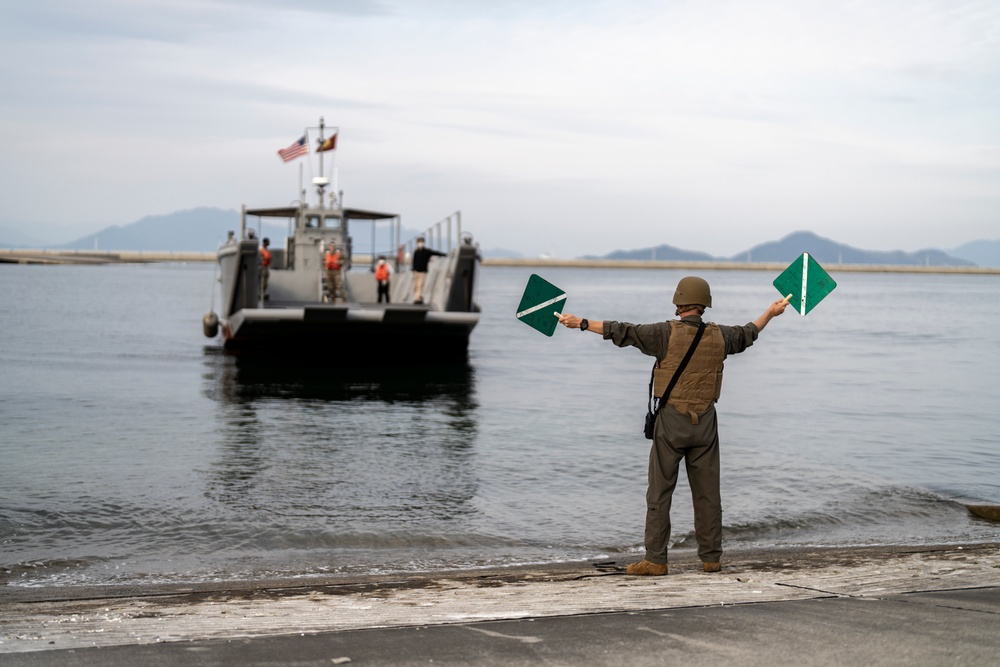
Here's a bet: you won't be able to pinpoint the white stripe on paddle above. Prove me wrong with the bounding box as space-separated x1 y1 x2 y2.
516 293 567 319
799 252 809 316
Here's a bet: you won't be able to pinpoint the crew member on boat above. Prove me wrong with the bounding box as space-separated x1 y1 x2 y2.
375 256 392 303
325 243 345 302
260 237 272 300
411 237 446 305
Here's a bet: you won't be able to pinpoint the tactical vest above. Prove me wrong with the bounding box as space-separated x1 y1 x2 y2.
652 320 726 424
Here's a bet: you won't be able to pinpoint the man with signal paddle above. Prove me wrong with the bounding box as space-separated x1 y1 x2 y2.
557 277 790 576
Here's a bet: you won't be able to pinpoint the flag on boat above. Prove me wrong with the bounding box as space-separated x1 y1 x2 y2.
317 133 337 152
277 136 309 162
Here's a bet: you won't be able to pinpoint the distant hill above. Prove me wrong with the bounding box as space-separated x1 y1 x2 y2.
52 207 438 254
949 239 1000 268
598 231 976 267
589 243 716 262
730 231 975 267
10 207 995 266
54 208 243 252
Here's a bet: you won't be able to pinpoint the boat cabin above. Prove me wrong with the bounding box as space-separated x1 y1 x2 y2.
241 203 401 305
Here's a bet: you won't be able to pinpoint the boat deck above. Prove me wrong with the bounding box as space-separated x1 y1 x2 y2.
263 299 429 310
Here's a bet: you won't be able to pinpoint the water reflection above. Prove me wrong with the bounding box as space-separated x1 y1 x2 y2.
199 349 482 534
202 347 478 408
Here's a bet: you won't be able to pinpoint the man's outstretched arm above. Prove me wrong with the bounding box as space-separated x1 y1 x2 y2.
753 296 790 332
556 313 604 334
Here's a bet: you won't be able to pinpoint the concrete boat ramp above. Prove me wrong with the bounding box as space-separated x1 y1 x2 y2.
2 543 998 665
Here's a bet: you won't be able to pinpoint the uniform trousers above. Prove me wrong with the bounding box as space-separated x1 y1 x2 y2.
326 269 344 300
645 403 723 564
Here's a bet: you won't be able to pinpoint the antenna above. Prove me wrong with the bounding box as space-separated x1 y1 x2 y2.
318 116 325 182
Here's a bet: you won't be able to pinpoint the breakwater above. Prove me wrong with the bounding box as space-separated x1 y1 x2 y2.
483 257 1000 275
0 249 215 265
2 248 997 274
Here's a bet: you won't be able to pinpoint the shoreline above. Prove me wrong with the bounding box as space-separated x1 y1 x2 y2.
484 257 1000 275
2 248 998 274
3 542 999 654
3 541 997 604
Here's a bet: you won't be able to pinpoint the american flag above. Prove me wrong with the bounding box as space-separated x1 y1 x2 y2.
277 136 309 162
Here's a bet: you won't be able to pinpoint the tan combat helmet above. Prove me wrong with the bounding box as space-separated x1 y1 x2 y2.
672 276 712 308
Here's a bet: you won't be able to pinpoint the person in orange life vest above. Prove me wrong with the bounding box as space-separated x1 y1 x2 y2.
324 243 344 302
374 256 392 303
260 237 272 299
411 237 446 305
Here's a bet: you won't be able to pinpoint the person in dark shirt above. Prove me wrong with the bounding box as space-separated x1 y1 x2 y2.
411 237 446 305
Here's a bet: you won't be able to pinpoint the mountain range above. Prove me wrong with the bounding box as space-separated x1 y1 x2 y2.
52 208 242 253
0 208 421 255
1 208 998 267
596 231 993 267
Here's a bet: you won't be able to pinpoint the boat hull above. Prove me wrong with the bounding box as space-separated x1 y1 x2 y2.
222 305 479 363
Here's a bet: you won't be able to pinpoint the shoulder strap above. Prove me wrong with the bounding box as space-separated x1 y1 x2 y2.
647 322 706 418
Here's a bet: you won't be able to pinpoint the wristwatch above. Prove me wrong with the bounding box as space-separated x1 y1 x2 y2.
580 318 589 332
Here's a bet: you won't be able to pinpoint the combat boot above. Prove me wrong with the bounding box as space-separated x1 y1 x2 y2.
625 559 668 576
703 562 722 573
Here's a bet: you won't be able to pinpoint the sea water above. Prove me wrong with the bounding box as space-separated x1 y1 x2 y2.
1 262 998 587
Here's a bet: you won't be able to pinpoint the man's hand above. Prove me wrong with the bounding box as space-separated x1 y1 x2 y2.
557 313 603 334
556 312 582 329
771 294 792 317
755 295 790 331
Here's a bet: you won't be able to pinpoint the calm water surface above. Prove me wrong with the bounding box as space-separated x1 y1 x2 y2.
1 262 998 587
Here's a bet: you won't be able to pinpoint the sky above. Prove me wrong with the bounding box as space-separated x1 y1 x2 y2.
1 0 998 258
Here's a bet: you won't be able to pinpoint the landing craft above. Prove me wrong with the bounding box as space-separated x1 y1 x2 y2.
203 119 481 362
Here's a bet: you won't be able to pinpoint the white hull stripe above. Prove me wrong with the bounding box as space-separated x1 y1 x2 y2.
231 308 480 326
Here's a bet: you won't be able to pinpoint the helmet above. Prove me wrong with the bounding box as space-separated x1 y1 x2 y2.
672 276 712 308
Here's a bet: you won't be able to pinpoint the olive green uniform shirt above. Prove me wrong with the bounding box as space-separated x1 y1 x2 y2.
601 314 761 565
602 314 760 362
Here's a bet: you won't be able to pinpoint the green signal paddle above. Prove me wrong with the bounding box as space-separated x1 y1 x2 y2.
516 274 567 336
773 252 837 316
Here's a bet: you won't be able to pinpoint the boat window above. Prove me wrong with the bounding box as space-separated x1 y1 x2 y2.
303 215 341 229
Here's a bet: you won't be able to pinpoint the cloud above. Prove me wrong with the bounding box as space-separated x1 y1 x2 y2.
3 0 392 42
0 0 998 256
210 0 391 16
